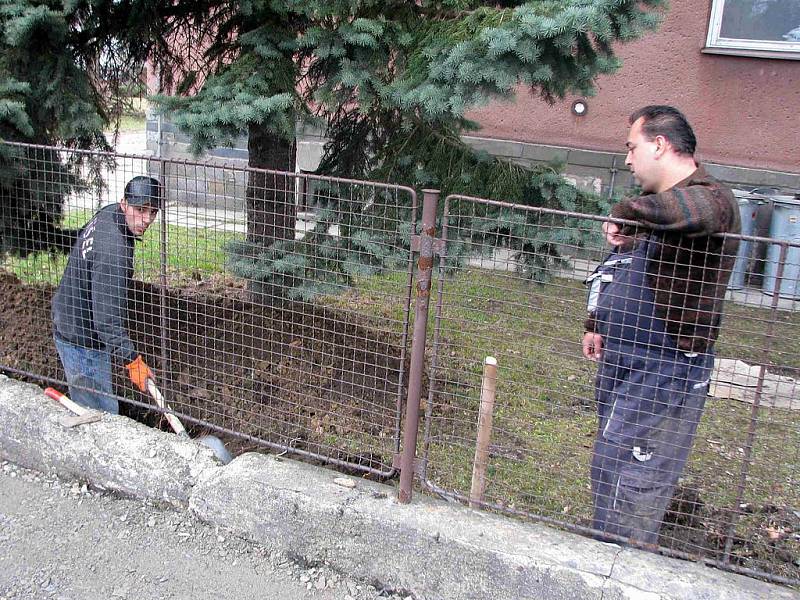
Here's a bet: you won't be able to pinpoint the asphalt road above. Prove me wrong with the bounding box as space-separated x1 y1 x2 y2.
0 460 397 600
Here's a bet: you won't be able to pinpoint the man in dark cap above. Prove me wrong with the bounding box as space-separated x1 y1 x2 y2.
52 176 163 413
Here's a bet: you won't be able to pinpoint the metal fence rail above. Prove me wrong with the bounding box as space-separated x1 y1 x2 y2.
1 142 799 586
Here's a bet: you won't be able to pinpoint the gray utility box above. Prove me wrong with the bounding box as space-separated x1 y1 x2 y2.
728 190 766 290
763 194 800 298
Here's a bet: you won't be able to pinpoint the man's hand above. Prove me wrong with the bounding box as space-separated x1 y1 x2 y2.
582 332 603 361
126 355 154 392
602 220 633 247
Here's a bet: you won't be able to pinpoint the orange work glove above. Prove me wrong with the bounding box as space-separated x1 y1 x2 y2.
126 355 154 392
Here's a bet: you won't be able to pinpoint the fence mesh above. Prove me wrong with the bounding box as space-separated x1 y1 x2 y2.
0 142 416 477
419 194 800 584
1 142 799 585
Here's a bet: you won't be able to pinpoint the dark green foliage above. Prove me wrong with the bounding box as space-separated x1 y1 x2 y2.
225 186 415 301
0 143 82 257
309 0 659 290
1 0 664 292
0 0 145 257
165 0 663 298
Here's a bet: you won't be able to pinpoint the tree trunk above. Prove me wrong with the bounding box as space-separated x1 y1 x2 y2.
245 123 297 301
245 123 297 248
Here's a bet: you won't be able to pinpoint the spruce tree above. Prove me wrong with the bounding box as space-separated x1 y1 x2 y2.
0 0 666 295
0 0 148 256
153 0 664 297
151 2 305 253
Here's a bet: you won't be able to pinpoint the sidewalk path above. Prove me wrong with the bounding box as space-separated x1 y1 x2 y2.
0 461 391 600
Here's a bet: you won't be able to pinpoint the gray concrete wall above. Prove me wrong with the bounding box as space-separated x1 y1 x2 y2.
1 374 797 600
145 118 326 210
462 135 800 196
145 119 248 209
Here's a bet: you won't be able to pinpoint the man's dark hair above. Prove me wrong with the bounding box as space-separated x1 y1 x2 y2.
629 105 696 156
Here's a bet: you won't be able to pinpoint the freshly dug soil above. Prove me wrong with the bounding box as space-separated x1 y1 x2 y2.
660 485 800 584
0 271 63 382
0 271 406 475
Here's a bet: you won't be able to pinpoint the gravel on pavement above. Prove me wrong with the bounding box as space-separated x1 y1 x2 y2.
0 460 413 600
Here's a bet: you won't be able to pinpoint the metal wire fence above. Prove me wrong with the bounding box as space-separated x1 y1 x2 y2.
1 142 799 586
0 141 417 477
418 193 800 586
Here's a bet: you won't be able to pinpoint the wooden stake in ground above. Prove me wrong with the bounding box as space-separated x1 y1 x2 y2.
470 356 498 509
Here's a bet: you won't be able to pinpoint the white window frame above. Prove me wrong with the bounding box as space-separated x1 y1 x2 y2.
705 0 800 59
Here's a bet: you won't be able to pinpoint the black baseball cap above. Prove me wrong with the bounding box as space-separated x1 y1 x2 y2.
124 176 163 208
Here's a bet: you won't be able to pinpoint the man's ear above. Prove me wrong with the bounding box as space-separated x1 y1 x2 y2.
653 135 668 157
119 198 128 211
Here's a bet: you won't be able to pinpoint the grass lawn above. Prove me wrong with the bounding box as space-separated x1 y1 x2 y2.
1 210 93 287
107 98 148 132
334 267 800 536
107 113 146 133
2 209 237 287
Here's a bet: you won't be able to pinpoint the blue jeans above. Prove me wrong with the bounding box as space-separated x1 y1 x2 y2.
53 335 118 414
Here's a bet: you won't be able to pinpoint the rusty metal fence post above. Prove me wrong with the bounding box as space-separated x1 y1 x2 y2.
398 189 440 504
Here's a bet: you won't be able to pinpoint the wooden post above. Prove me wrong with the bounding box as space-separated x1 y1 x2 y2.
470 356 498 508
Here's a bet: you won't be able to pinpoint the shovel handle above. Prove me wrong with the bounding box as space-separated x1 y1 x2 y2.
45 387 89 417
145 379 188 437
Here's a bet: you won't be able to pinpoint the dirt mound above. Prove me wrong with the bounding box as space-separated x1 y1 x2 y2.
0 272 406 475
0 272 62 381
128 281 406 473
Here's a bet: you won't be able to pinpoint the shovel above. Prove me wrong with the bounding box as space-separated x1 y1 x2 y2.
44 385 232 465
145 379 233 464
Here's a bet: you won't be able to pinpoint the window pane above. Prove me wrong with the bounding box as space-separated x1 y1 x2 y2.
720 0 800 42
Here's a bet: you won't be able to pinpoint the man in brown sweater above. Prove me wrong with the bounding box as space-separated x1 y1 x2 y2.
582 106 740 546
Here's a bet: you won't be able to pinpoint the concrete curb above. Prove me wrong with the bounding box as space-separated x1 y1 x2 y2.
1 375 797 600
0 375 221 506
